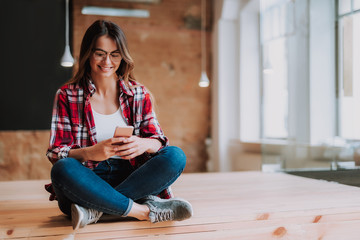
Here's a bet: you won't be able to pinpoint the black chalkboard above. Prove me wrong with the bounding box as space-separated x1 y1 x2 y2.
0 0 73 130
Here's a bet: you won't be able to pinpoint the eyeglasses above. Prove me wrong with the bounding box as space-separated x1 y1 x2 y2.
92 49 122 62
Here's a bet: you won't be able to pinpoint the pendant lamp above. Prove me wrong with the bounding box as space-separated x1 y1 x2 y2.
61 0 74 67
199 0 210 87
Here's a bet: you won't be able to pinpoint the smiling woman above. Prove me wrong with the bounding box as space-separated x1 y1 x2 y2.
46 20 193 230
89 36 122 82
66 20 135 87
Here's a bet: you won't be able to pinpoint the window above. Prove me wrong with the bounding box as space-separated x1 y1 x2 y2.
258 0 338 171
337 0 360 140
260 0 295 139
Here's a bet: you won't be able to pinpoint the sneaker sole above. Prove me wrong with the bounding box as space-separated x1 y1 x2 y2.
71 204 83 230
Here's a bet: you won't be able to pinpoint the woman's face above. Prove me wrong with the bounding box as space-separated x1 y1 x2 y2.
89 35 122 79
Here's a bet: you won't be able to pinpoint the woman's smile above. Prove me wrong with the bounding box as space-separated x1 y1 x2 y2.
89 35 121 79
98 65 114 72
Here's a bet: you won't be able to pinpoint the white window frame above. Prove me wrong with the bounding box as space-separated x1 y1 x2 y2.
336 0 360 141
210 0 337 172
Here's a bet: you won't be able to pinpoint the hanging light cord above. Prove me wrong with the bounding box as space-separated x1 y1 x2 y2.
201 0 206 73
65 0 70 47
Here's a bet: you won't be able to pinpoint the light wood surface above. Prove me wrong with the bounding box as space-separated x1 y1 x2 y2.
2 172 360 239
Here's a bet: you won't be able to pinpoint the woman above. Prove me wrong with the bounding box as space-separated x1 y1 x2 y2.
46 20 193 230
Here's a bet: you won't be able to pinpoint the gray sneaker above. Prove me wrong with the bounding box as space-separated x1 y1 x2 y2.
71 203 103 230
143 196 193 223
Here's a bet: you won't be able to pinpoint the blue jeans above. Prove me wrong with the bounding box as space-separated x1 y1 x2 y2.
51 146 186 217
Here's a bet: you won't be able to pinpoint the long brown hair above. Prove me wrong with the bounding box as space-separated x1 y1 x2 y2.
67 20 136 87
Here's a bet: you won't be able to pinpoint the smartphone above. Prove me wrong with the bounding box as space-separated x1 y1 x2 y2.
113 126 134 138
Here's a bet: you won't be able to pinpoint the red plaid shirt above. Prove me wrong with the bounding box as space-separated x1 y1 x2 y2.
45 78 172 200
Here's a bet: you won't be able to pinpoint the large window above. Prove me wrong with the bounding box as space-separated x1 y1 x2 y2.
258 0 338 171
337 0 360 140
260 0 295 139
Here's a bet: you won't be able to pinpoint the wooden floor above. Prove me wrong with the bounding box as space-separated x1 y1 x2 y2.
2 172 360 239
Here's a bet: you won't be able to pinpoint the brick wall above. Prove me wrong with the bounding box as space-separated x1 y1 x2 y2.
0 131 52 180
72 0 212 172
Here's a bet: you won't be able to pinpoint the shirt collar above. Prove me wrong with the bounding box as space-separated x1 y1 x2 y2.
87 79 96 96
118 78 134 96
85 77 134 97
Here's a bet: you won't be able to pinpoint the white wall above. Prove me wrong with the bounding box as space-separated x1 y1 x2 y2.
309 0 336 145
239 0 260 142
210 0 244 172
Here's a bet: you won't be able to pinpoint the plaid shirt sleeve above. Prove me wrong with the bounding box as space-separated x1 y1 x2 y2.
138 87 169 147
46 88 81 164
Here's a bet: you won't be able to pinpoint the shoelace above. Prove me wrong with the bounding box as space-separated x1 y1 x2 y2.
87 209 103 224
153 207 174 222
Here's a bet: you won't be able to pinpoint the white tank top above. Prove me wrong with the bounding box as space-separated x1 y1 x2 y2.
92 107 128 146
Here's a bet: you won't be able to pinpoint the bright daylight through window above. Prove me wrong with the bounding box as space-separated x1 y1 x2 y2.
260 0 295 139
338 0 360 140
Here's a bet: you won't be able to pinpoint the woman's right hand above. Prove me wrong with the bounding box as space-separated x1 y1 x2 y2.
68 137 126 162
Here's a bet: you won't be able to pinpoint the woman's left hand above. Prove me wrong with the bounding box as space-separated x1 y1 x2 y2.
115 136 162 159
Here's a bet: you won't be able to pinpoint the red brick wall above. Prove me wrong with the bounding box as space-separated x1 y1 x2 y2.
0 131 52 180
72 0 212 172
